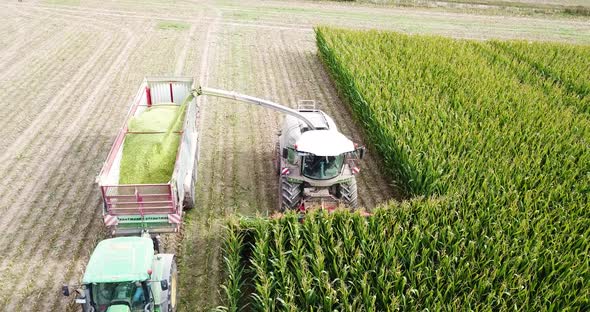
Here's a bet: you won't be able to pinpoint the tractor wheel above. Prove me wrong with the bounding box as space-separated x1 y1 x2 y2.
183 166 196 211
280 176 302 211
167 260 179 312
340 178 358 209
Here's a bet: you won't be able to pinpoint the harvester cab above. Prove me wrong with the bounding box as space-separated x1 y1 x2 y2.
195 87 365 212
63 236 178 312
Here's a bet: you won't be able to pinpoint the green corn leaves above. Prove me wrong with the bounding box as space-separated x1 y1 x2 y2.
218 28 589 311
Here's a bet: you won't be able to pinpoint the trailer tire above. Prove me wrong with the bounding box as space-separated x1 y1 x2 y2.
340 178 358 209
167 260 179 312
183 167 196 211
275 142 281 176
281 177 302 211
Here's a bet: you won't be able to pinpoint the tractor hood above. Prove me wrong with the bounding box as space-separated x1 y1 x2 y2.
296 130 355 156
106 305 131 312
83 237 154 284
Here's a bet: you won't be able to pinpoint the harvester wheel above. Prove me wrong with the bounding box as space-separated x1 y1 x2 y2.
167 260 179 312
280 176 302 211
340 178 358 209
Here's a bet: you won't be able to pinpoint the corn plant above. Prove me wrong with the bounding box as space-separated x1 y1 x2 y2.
218 28 589 311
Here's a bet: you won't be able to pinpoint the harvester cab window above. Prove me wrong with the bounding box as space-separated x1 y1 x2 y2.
93 282 147 311
302 154 344 180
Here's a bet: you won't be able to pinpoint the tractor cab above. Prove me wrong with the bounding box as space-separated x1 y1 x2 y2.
63 236 178 312
91 281 149 312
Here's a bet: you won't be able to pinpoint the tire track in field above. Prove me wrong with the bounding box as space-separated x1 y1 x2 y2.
0 6 141 197
0 11 190 310
0 6 50 55
193 26 227 311
258 29 296 213
0 36 141 310
182 26 227 310
0 17 67 82
253 33 283 215
0 8 118 148
0 32 95 151
0 9 130 185
0 37 115 233
175 24 198 76
244 29 279 215
177 3 223 310
223 27 267 216
0 17 176 263
0 11 140 258
0 31 124 240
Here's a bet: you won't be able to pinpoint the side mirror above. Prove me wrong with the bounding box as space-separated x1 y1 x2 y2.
357 147 366 160
62 285 70 297
282 148 288 159
161 280 169 291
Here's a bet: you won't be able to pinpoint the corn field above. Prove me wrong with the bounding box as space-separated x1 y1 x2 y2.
217 28 589 310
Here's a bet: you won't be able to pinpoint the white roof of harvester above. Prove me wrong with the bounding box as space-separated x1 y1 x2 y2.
296 130 355 156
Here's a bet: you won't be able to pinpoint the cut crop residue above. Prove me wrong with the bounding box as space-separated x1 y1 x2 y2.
119 103 185 184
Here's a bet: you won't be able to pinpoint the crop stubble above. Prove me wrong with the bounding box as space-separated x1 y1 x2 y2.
0 2 204 310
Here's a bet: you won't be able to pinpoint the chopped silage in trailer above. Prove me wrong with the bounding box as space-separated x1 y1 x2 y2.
119 97 189 184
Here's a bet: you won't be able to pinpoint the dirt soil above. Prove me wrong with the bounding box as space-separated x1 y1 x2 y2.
0 0 588 311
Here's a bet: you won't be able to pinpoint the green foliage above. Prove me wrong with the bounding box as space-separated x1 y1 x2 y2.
219 28 589 310
119 101 187 184
157 21 190 31
316 27 589 200
485 40 590 114
222 201 588 310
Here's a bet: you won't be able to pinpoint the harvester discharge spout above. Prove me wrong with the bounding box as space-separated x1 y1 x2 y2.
195 86 317 130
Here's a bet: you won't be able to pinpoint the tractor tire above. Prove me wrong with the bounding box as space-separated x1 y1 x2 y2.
280 176 302 211
167 260 179 312
340 178 358 209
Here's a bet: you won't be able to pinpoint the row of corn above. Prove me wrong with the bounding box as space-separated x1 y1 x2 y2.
217 27 589 310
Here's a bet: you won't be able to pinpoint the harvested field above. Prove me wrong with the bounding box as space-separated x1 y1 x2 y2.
0 0 588 311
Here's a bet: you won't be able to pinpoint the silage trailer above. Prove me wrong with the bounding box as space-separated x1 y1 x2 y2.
96 77 199 236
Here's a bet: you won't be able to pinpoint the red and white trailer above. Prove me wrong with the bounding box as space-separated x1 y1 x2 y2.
97 77 199 236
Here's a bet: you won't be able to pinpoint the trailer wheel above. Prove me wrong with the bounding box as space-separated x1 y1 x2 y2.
275 142 281 176
167 260 179 312
183 167 196 211
281 177 302 211
340 178 358 209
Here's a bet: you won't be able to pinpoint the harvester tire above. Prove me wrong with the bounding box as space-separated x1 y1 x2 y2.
340 178 358 209
281 177 302 211
167 260 179 312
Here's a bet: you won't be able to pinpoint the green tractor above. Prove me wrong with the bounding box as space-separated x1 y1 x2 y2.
62 236 178 312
